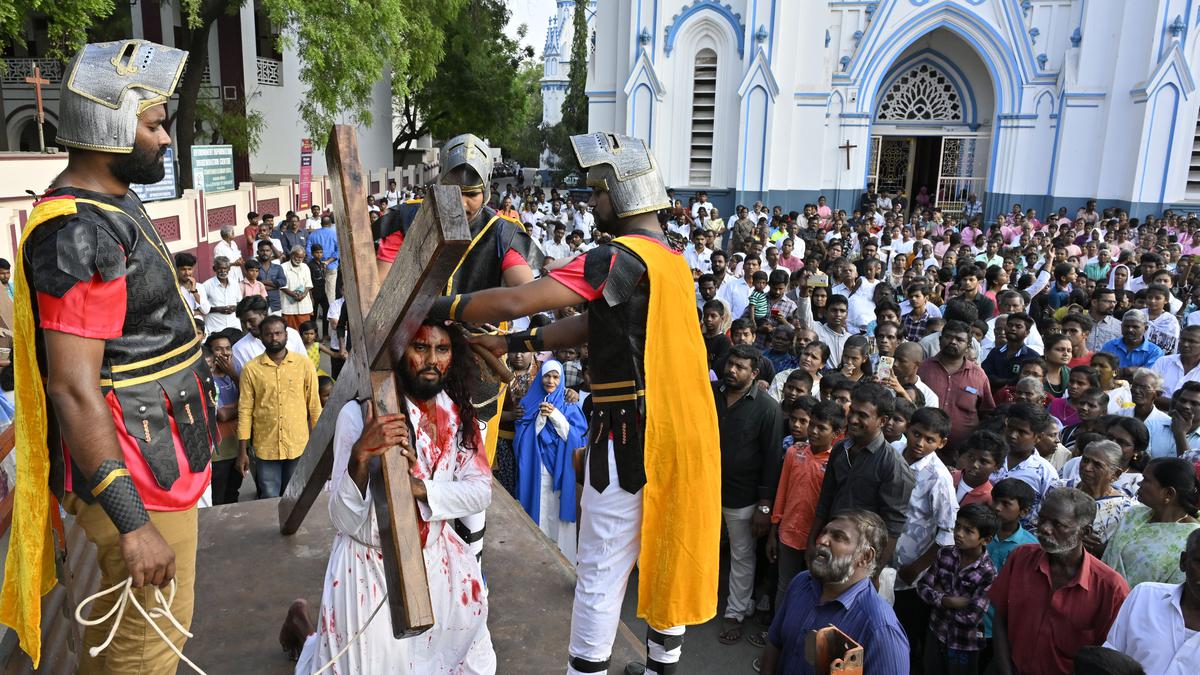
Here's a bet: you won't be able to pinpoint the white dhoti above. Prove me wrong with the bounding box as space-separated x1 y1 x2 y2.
295 398 496 675
566 441 684 675
539 464 578 563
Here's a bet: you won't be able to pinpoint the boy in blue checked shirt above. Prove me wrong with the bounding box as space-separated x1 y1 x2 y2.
981 479 1038 646
916 504 999 675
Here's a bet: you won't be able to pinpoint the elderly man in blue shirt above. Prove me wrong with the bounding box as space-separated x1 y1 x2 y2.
1102 310 1165 369
758 510 909 675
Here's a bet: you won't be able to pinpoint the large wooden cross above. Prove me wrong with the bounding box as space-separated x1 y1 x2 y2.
24 66 49 153
277 125 471 637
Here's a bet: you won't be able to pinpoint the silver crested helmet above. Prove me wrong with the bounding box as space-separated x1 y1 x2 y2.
439 133 492 200
57 40 187 154
570 132 669 219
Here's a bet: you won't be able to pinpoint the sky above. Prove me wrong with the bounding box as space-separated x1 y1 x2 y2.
506 0 558 59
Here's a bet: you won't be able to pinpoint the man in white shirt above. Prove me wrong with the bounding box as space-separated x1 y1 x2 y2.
175 252 210 324
305 204 322 230
281 246 315 329
383 179 400 208
542 223 573 261
718 254 755 320
1153 325 1200 396
1103 529 1200 675
213 225 245 284
981 290 1044 355
690 191 712 220
202 256 243 334
572 202 595 241
232 295 307 373
684 229 712 275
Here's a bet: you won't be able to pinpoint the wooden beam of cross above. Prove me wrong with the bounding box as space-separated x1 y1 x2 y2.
276 125 472 637
839 140 857 171
24 66 49 153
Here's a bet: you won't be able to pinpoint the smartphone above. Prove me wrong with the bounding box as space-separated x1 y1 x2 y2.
810 272 829 288
877 356 894 381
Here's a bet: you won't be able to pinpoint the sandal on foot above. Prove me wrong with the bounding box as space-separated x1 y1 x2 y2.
717 617 744 645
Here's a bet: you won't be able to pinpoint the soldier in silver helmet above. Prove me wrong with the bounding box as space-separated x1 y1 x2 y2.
1 40 218 673
430 133 721 675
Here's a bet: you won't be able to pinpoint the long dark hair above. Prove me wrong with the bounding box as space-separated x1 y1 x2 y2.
438 321 481 454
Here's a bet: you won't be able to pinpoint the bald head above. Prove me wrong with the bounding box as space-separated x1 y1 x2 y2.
896 342 924 361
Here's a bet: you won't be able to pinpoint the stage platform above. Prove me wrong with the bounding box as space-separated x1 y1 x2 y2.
183 484 644 674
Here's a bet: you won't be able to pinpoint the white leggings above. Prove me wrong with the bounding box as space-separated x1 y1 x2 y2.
566 442 684 674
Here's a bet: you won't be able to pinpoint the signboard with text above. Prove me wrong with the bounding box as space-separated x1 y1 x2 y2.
298 138 313 210
190 144 235 193
131 147 178 202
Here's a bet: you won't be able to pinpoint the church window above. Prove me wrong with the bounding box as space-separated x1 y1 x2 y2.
688 49 717 186
876 63 963 122
1187 110 1200 200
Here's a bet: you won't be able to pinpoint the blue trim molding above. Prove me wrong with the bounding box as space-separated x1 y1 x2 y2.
664 1 746 58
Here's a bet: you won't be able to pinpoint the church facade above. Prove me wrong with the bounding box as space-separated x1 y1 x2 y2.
587 0 1200 221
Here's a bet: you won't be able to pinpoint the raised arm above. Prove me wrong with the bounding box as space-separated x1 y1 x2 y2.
433 275 587 324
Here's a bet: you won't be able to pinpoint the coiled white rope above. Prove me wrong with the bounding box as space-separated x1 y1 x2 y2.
74 577 206 674
75 576 389 675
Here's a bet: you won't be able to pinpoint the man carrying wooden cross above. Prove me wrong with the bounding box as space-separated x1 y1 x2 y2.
374 133 542 560
429 132 722 675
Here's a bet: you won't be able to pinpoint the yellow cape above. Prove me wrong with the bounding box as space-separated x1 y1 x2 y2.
0 195 97 667
617 235 721 629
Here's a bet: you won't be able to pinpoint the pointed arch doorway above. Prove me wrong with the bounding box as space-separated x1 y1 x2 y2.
864 35 995 221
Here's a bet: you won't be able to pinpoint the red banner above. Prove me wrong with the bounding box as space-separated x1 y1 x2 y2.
298 138 313 210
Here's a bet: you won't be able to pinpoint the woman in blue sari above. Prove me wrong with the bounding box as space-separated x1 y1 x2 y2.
514 360 586 561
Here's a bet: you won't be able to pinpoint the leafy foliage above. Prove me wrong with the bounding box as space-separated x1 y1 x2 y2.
193 94 266 155
559 0 589 136
0 0 118 65
392 0 540 166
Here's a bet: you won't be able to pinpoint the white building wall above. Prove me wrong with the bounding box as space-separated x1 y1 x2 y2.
586 0 1200 214
238 5 393 177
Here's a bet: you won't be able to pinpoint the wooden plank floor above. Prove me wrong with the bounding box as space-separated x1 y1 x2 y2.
182 483 643 674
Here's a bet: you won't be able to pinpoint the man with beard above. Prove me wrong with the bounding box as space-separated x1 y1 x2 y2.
428 133 721 675
919 320 995 449
237 316 321 498
1 40 220 671
1086 287 1124 352
256 239 288 314
758 510 908 674
231 295 306 374
989 488 1129 675
374 133 543 556
286 321 495 674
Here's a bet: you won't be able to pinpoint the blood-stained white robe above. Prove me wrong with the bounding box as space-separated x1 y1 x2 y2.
295 394 496 674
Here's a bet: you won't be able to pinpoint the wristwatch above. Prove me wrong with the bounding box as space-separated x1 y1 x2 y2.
758 504 771 515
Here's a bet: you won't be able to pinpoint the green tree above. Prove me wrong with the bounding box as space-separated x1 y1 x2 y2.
500 60 544 167
171 0 464 188
391 0 536 162
559 0 590 136
0 0 121 150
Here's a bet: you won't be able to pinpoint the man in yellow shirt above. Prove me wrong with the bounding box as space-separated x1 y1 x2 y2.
237 315 322 498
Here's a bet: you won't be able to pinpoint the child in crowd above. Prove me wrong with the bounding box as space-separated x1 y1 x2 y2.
748 270 771 323
779 371 814 410
983 479 1039 643
1048 366 1101 426
954 430 1006 506
838 335 871 385
990 402 1059 528
885 398 917 453
317 375 334 408
701 298 731 376
240 258 268 299
917 503 1000 675
820 373 855 415
767 401 845 609
299 320 329 377
1060 387 1108 452
781 396 817 448
893 407 959 672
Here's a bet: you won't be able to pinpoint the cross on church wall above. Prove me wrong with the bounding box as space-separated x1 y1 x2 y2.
839 140 858 171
